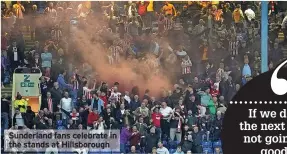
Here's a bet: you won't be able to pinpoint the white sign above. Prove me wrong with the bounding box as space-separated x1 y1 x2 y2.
14 73 41 97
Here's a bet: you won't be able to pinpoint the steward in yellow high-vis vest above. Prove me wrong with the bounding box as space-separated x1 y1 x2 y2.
14 94 28 113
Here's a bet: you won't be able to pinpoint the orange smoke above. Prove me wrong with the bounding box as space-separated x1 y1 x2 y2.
71 23 172 97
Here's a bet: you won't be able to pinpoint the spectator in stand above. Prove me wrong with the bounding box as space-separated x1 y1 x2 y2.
120 124 131 153
197 87 212 117
137 1 148 28
133 100 150 123
41 91 57 113
242 58 252 85
25 106 35 129
170 107 184 142
232 4 245 28
145 127 159 153
157 141 169 154
182 133 194 152
50 82 63 105
60 91 73 125
1 93 10 131
7 41 23 73
174 145 184 154
12 108 27 129
271 42 283 63
130 94 141 111
162 1 176 18
244 5 255 24
13 1 25 26
159 101 173 139
151 105 162 139
87 108 99 130
192 126 203 153
41 47 53 77
57 70 71 90
44 2 57 21
34 110 48 129
130 125 141 149
90 92 104 114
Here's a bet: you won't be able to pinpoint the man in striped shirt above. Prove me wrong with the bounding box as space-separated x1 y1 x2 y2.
164 15 174 32
109 85 121 103
72 68 80 91
83 80 96 100
71 68 80 107
181 55 192 84
229 35 239 56
108 44 123 65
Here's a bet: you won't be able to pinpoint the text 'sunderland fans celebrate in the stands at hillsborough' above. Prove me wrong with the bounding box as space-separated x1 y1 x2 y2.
1 1 287 154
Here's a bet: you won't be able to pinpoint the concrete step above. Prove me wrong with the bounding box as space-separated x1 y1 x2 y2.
1 87 13 97
25 41 34 45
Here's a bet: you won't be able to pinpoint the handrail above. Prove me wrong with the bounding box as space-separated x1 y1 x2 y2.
13 67 42 74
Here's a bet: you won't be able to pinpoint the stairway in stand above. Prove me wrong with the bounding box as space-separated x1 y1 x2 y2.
23 26 35 52
1 26 34 97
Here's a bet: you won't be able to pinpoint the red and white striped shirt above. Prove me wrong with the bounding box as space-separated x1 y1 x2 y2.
181 58 192 75
119 40 130 52
108 45 121 64
109 91 121 102
72 73 79 90
83 86 92 100
164 17 174 31
51 29 62 41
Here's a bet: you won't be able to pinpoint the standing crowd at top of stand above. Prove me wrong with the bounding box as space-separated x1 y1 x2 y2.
1 1 287 154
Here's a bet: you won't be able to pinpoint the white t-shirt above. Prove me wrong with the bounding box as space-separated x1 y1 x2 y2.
157 147 170 154
15 114 24 126
61 97 72 112
160 106 173 118
244 9 255 21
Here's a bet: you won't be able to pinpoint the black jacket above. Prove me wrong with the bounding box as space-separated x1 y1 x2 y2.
50 87 63 104
34 115 48 129
181 140 193 153
1 98 10 113
145 133 159 153
41 98 58 112
7 46 24 66
79 109 89 128
25 109 35 129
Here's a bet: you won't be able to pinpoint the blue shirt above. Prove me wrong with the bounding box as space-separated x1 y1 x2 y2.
242 64 251 77
57 74 70 90
41 52 52 68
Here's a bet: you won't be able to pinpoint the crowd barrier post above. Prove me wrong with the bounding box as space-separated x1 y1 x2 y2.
261 1 268 73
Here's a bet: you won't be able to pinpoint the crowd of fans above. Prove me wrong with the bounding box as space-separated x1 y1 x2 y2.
1 1 287 154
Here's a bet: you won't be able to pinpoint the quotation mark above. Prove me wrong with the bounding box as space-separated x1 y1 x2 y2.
271 59 287 95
